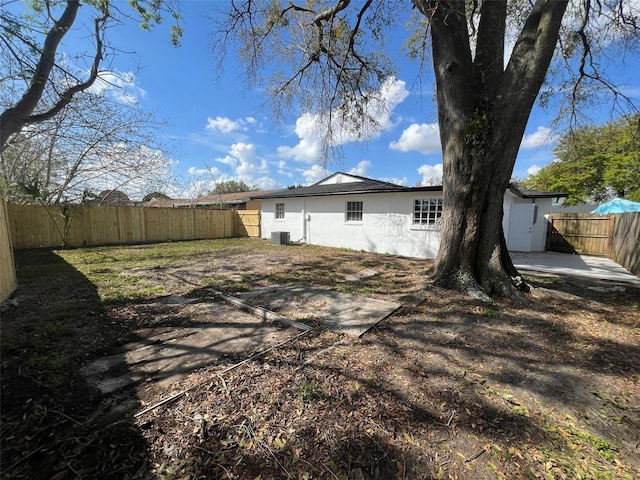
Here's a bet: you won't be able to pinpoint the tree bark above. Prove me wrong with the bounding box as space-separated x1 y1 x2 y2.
416 0 569 298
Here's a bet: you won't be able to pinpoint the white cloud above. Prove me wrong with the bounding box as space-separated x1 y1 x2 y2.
193 142 279 189
276 113 324 163
278 77 410 164
348 160 372 177
230 142 257 162
187 166 219 176
253 176 280 190
236 157 268 180
206 116 256 134
390 123 441 154
89 71 146 104
382 176 408 186
417 164 443 186
301 164 329 185
277 160 293 177
521 126 556 149
527 165 542 177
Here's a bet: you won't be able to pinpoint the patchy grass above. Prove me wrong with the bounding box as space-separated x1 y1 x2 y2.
2 238 639 480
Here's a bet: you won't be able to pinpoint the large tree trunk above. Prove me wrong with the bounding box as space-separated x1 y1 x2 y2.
414 0 568 298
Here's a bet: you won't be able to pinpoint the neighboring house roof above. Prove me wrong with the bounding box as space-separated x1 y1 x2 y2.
251 172 568 200
507 185 568 199
145 190 280 208
199 190 281 204
551 203 599 214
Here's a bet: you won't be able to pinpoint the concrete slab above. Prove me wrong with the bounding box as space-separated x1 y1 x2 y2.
511 251 640 285
81 301 297 394
240 285 401 337
81 286 399 395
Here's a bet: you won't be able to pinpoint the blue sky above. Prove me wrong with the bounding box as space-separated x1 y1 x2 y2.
17 1 640 197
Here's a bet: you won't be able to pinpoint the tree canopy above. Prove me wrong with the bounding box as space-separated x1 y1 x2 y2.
0 90 175 204
522 115 640 205
0 0 179 203
142 192 171 202
214 0 640 299
0 0 181 150
209 180 258 195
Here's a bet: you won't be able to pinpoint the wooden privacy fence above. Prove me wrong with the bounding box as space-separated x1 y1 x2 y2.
547 212 640 276
236 210 260 238
8 204 261 249
1 198 17 302
610 213 640 277
546 214 614 256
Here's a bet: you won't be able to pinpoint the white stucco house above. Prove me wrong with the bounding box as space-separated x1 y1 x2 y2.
253 172 567 259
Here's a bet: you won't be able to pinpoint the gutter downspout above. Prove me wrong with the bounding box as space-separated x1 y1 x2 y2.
302 200 307 243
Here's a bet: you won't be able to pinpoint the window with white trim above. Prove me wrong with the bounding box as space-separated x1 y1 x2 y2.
345 201 363 222
413 198 443 228
275 203 285 219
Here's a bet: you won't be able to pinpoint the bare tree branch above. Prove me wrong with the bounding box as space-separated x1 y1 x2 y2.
1 0 84 149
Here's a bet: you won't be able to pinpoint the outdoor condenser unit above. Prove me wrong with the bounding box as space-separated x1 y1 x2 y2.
271 231 290 245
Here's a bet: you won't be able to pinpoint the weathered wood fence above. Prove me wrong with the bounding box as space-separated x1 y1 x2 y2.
547 212 640 276
610 213 640 277
7 204 261 249
546 214 614 256
1 198 17 302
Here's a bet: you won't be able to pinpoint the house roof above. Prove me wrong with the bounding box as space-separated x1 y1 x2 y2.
251 173 410 199
508 185 568 199
145 190 280 208
199 190 281 203
251 172 567 200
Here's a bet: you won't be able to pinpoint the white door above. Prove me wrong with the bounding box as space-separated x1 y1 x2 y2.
507 204 535 252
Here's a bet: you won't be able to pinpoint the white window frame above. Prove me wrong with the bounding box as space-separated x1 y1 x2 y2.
345 201 363 223
412 198 443 230
275 203 285 220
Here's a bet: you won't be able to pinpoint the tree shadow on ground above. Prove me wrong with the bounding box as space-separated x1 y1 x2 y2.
128 245 639 479
0 249 151 479
7 242 638 479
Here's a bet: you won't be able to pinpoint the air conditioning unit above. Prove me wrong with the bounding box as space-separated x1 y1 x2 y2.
271 231 290 245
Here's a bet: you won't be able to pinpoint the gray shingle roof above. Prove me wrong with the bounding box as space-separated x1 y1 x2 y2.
250 173 567 200
250 173 439 199
508 185 568 199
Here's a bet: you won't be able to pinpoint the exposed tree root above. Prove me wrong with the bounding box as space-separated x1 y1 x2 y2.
429 264 528 303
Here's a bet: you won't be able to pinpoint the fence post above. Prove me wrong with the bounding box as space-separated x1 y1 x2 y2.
0 198 17 301
606 214 616 258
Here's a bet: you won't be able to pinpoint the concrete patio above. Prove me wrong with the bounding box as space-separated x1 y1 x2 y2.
511 251 640 285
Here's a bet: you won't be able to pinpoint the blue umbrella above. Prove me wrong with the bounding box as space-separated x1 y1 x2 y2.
591 198 640 214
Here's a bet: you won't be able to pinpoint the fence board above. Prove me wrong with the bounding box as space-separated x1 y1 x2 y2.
610 212 640 276
236 210 261 238
546 214 613 256
8 205 251 249
0 198 17 301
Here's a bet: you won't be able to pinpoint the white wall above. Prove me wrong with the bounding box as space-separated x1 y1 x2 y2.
531 197 553 251
262 192 441 258
262 191 552 258
503 191 553 252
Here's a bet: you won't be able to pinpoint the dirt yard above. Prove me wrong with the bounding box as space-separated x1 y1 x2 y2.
1 238 639 479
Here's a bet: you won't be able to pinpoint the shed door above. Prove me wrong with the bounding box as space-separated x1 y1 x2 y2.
507 204 535 252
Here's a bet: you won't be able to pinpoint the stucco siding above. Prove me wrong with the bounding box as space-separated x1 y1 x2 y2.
262 189 553 258
262 192 442 258
503 191 552 252
531 197 552 251
262 198 306 242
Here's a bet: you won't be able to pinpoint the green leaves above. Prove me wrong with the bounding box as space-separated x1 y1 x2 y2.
523 115 640 204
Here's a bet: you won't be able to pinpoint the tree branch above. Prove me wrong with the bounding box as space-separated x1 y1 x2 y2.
29 12 107 123
1 0 81 149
